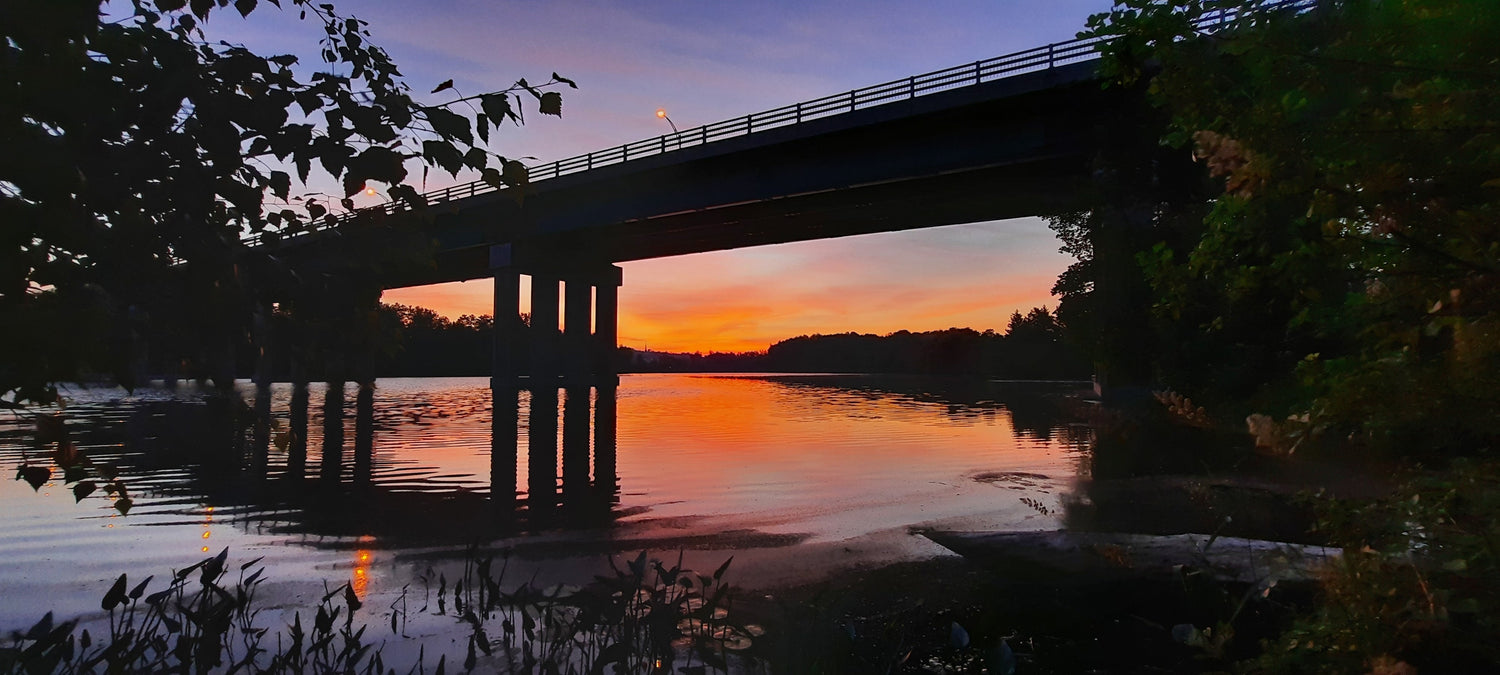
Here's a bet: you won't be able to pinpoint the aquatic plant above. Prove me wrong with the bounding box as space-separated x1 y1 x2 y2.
0 546 753 674
0 547 380 674
426 546 755 673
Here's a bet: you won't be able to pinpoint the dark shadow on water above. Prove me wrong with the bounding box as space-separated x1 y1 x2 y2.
68 383 625 546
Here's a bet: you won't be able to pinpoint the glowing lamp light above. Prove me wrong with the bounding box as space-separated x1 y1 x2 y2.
655 108 667 119
364 186 378 197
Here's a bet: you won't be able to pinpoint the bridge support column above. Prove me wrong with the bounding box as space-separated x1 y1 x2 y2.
530 274 560 384
594 268 621 384
564 280 592 384
490 263 521 389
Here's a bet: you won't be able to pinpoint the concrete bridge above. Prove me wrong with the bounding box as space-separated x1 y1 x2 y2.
256 2 1304 388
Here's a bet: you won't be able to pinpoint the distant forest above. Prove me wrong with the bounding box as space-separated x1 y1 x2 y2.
355 303 1091 380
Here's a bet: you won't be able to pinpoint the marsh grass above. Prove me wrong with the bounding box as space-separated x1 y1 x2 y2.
1 546 754 674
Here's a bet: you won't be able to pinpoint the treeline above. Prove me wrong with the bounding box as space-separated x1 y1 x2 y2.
347 303 1090 380
626 308 1089 379
374 304 511 377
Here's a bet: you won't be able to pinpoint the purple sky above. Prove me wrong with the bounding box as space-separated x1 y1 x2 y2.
219 0 1115 352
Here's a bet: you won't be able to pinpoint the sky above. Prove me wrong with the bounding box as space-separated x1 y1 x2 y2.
217 0 1116 353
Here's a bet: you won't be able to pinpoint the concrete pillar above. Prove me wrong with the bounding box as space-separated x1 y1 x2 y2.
594 272 620 382
564 280 592 383
491 267 521 389
530 274 560 382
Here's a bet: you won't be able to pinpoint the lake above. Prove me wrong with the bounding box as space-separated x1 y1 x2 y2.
0 373 1091 648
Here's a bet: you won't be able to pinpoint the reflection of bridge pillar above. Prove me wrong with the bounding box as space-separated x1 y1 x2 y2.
595 269 621 384
593 384 618 500
321 380 345 482
353 370 374 485
527 387 558 525
288 358 309 478
530 274 560 383
251 300 273 468
561 386 591 509
564 281 592 383
491 387 519 516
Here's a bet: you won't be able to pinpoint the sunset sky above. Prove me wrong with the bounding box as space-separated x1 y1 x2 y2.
222 0 1114 353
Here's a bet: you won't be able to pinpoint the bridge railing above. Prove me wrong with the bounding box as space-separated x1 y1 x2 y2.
249 0 1312 247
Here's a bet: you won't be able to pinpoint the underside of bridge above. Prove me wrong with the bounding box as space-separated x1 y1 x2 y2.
268 59 1120 388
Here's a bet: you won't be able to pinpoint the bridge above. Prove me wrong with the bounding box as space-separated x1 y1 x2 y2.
256 2 1305 389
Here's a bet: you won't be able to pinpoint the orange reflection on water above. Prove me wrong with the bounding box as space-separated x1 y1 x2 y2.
200 504 213 554
352 540 374 599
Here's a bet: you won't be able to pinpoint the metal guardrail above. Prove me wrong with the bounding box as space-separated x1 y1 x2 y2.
250 0 1313 247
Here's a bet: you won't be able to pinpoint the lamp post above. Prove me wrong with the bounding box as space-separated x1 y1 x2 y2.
655 108 681 149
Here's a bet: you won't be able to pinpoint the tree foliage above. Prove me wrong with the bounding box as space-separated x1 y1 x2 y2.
0 0 572 405
1081 0 1500 455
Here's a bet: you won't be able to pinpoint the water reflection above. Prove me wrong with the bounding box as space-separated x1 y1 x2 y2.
1 374 1094 631
257 383 622 540
3 375 1091 554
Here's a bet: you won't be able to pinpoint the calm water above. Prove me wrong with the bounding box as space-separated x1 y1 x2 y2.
0 374 1090 634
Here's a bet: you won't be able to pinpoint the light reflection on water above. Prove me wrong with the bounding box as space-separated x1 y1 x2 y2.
0 373 1090 631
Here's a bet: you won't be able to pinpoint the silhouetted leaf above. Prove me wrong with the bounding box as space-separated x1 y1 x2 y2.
480 94 514 124
72 481 96 502
430 79 454 94
344 583 362 612
423 107 471 145
538 91 562 117
234 0 256 17
189 0 212 21
628 551 648 579
114 497 133 515
17 465 50 491
269 171 291 200
25 612 54 640
203 547 228 583
422 140 464 176
102 575 127 610
63 466 87 484
501 159 528 187
713 556 733 581
128 575 153 599
552 72 577 88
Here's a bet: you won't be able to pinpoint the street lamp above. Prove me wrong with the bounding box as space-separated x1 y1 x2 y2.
654 108 679 134
655 108 683 150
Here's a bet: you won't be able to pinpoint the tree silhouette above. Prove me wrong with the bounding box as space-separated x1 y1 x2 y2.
1 0 572 405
